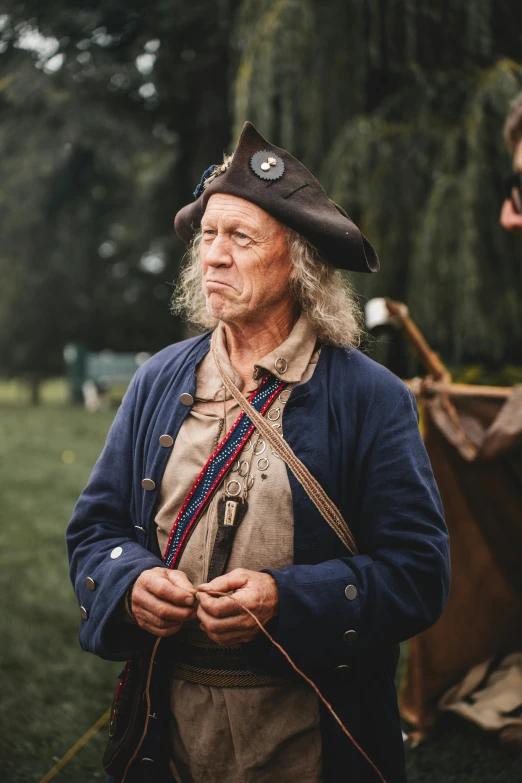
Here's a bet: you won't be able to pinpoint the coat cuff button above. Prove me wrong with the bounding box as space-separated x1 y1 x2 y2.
344 585 358 601
85 577 96 591
80 606 89 620
343 630 358 643
141 478 156 490
179 393 194 406
110 546 123 559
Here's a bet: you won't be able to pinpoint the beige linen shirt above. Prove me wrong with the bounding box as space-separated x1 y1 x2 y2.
155 314 322 783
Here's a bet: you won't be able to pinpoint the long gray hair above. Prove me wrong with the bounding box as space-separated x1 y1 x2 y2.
171 227 363 347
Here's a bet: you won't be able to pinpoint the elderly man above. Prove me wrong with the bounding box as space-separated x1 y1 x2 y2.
501 92 522 233
67 122 450 783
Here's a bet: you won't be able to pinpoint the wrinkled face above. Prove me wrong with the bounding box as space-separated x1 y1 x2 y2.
500 140 522 233
200 193 294 324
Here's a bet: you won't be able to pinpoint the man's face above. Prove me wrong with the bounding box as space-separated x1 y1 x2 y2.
500 140 522 233
200 193 294 324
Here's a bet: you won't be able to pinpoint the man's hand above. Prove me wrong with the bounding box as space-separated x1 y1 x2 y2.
131 567 196 637
196 568 278 647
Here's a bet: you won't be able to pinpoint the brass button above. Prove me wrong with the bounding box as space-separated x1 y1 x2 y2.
80 606 88 620
85 577 96 591
274 357 288 375
141 478 156 491
344 585 358 601
343 630 358 643
159 434 174 448
110 546 123 559
179 393 194 406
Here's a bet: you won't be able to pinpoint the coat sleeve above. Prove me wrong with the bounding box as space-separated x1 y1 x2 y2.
66 372 164 661
245 388 450 673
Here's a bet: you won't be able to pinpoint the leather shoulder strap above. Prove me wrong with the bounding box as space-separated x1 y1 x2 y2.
211 333 358 556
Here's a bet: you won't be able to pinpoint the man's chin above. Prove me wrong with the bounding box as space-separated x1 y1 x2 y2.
206 301 230 322
205 293 242 322
206 303 248 324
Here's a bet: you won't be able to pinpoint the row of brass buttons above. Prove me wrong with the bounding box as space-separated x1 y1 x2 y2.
141 427 177 490
80 545 124 619
140 391 193 490
342 583 358 648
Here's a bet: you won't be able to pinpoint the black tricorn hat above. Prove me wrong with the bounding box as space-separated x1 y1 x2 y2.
174 121 379 274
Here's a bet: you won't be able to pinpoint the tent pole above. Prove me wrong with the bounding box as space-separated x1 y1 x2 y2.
385 298 451 382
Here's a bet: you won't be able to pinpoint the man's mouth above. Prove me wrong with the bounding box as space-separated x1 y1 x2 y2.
205 280 235 291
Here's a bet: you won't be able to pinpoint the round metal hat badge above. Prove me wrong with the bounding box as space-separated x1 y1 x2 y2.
250 150 285 181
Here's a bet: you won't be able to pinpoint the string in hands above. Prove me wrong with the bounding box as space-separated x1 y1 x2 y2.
188 583 387 783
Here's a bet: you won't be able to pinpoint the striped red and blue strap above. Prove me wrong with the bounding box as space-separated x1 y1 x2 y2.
163 373 286 569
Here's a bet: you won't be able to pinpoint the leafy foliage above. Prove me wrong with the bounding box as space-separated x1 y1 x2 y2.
0 1 236 379
233 0 522 362
0 0 521 383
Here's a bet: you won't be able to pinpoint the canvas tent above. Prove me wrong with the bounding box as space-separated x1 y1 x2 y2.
366 299 522 737
401 381 522 735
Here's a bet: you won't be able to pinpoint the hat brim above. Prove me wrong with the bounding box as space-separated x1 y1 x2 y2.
174 122 379 274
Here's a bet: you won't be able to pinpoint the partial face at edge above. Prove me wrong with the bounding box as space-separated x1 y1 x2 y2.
500 140 522 233
199 193 294 325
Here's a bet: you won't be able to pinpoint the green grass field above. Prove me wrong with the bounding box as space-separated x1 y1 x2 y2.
1 401 521 782
0 405 119 782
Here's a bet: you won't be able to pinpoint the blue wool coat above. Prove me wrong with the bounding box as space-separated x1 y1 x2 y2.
67 333 450 783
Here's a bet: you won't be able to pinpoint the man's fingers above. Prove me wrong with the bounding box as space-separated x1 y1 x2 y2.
197 604 249 634
166 569 197 603
134 590 195 625
201 623 258 646
135 604 182 631
198 568 249 595
196 568 251 617
135 602 197 635
139 569 195 607
196 590 241 618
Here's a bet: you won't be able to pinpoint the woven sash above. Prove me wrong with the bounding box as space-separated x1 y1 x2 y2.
170 626 291 687
162 372 286 569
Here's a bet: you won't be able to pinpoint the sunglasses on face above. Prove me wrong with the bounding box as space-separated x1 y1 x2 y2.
504 173 522 214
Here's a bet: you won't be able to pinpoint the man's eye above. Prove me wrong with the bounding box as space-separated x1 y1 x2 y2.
235 232 250 243
202 229 215 238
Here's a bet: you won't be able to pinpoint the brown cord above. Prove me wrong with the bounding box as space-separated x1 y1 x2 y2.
194 586 387 783
120 636 161 783
211 333 358 556
123 594 387 781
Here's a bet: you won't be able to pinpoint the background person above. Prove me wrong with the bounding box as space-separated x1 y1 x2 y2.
500 92 522 233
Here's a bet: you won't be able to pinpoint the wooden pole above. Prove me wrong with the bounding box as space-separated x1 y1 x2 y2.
385 298 451 382
404 378 512 399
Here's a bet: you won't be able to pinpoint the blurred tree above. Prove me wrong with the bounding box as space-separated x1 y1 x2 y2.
0 0 237 397
233 0 522 363
1 0 522 400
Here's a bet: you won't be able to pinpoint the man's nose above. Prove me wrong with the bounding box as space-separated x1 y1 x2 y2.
204 234 233 267
500 199 522 233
